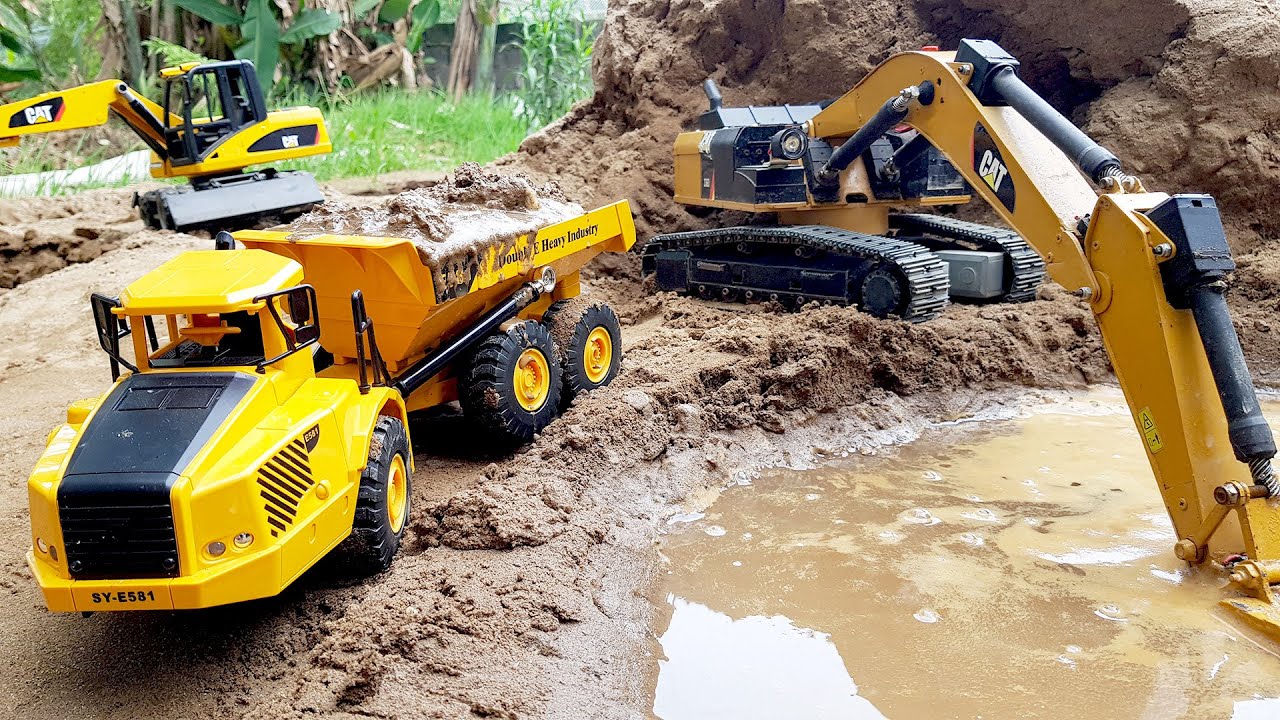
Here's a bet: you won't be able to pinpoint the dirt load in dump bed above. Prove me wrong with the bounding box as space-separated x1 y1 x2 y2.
287 162 582 290
4 0 1280 718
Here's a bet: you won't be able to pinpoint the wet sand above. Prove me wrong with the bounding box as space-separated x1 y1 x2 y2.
653 388 1280 719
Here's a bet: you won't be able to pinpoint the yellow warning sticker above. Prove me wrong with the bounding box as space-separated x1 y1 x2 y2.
1138 406 1164 454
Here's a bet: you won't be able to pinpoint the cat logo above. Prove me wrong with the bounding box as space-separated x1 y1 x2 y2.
24 105 55 124
978 149 1008 192
972 123 1016 211
281 134 300 149
9 97 63 128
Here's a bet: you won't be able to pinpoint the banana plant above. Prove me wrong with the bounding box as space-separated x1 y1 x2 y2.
0 2 48 84
170 0 341 95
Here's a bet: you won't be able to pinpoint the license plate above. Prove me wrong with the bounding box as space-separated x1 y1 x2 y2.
72 586 171 610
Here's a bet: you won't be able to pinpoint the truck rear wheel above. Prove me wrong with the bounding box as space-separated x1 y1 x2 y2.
461 320 563 444
342 416 411 574
544 300 622 405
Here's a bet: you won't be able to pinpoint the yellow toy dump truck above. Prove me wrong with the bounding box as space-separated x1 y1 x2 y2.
26 201 634 612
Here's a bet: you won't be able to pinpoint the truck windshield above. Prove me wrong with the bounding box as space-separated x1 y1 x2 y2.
142 311 266 369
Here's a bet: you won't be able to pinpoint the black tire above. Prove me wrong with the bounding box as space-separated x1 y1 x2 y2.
341 416 411 575
460 320 563 444
543 300 622 405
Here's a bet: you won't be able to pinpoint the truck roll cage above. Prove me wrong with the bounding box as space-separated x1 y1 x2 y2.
254 284 321 374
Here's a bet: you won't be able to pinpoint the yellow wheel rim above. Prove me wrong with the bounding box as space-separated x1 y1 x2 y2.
387 454 408 534
583 327 613 384
514 347 551 411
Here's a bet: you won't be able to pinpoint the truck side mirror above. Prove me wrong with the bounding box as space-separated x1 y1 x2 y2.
288 288 311 324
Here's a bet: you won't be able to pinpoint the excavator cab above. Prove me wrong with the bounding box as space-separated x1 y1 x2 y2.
160 60 267 166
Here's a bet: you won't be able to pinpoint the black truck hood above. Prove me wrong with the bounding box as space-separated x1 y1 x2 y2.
59 372 257 501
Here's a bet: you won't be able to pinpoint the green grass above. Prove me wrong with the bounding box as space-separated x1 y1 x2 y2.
281 90 529 181
0 90 528 195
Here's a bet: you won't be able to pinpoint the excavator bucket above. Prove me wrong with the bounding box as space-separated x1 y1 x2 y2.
1219 561 1280 641
1222 598 1280 641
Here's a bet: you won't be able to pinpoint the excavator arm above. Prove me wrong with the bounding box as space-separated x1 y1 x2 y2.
0 79 176 159
807 39 1280 637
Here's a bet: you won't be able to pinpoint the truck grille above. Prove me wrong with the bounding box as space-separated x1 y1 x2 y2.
257 437 315 537
59 497 180 580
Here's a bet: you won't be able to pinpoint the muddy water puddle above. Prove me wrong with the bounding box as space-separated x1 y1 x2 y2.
652 388 1280 719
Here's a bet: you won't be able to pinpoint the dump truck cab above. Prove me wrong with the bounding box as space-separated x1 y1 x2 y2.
26 248 408 611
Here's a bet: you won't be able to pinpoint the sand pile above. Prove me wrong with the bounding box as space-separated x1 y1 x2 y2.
288 162 582 294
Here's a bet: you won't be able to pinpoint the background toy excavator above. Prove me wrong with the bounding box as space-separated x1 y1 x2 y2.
0 59 331 231
655 39 1280 639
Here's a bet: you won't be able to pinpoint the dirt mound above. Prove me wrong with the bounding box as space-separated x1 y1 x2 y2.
501 0 1280 251
289 162 581 290
0 188 141 289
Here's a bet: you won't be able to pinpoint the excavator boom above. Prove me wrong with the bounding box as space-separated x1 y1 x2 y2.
0 79 174 158
808 40 1280 637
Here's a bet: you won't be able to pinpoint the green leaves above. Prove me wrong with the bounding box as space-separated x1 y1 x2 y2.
0 5 43 85
354 0 382 19
377 0 412 23
280 9 341 43
407 0 442 52
170 0 244 26
234 0 280 96
517 0 596 130
0 65 41 82
412 0 442 27
0 25 24 55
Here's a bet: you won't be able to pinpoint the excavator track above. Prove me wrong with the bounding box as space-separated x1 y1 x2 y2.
642 224 950 322
890 213 1045 303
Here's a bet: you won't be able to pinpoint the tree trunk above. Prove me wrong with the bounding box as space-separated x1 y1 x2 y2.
473 4 498 96
148 0 162 74
119 0 145 86
447 0 479 101
161 0 177 44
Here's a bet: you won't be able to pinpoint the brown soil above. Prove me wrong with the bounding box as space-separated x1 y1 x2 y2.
289 162 581 293
1 0 1280 718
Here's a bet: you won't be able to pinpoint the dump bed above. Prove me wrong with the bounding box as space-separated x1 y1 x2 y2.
235 200 635 367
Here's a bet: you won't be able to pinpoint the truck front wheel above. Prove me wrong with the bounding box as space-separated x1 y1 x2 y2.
343 415 411 574
461 320 563 445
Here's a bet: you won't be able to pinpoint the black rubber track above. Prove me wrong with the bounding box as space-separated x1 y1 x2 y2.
890 213 1046 303
460 320 563 444
341 415 410 575
643 224 950 322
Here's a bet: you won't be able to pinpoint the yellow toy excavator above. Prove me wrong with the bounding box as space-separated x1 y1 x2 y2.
650 39 1280 640
0 60 331 231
